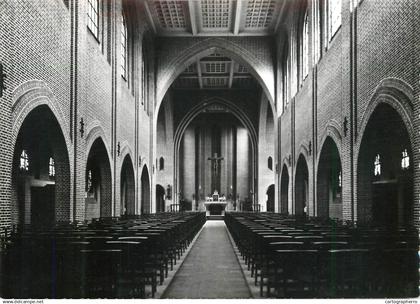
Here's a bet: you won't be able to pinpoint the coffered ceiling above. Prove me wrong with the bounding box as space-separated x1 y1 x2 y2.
172 51 256 89
145 0 286 36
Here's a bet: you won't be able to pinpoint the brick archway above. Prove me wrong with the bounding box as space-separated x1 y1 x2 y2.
155 38 276 124
173 97 258 206
120 154 135 216
11 105 71 227
85 137 113 219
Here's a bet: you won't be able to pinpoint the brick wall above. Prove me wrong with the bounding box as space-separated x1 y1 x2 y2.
278 0 419 226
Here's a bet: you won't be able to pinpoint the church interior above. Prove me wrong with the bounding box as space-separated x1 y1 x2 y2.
0 0 419 299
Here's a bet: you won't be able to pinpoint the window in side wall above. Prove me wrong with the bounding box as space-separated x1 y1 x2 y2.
282 41 289 110
301 10 309 81
374 154 381 177
328 0 341 41
401 149 410 170
121 11 128 80
20 150 29 172
87 0 99 39
49 157 55 178
312 0 321 64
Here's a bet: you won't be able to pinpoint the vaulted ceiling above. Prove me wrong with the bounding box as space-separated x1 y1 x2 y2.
145 0 286 37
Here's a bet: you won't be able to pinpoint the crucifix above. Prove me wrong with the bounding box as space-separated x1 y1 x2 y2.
208 152 224 193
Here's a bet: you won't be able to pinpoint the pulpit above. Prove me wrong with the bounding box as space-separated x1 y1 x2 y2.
204 191 227 217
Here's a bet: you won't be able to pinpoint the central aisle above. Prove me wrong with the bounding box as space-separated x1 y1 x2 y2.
163 220 251 298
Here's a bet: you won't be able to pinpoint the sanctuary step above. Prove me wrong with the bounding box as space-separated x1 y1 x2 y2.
207 215 224 220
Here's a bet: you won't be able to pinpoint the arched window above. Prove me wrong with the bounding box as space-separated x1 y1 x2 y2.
87 0 99 38
301 10 309 81
338 171 342 188
49 157 55 177
282 41 289 110
142 45 148 112
159 157 165 171
268 156 273 171
20 150 29 171
121 10 128 79
401 149 410 170
311 0 321 64
374 154 381 177
327 0 341 41
86 170 93 193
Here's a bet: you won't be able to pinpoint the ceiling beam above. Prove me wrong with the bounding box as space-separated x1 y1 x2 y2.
233 0 243 35
196 60 203 89
144 1 157 34
228 61 235 88
187 0 198 35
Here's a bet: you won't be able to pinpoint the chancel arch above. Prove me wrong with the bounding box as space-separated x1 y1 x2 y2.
85 137 112 220
316 136 342 220
173 98 258 213
11 105 71 228
357 102 414 228
120 154 135 216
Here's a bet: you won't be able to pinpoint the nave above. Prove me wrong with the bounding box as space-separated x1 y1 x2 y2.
163 220 251 298
1 210 418 299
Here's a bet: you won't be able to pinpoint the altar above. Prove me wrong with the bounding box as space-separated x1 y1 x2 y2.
204 192 228 217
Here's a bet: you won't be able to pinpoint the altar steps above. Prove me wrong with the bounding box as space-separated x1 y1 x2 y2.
206 215 224 221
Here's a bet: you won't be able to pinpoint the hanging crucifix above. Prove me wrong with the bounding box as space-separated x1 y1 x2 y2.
208 152 224 193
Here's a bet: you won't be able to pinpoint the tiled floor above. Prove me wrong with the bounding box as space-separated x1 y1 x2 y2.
162 220 252 299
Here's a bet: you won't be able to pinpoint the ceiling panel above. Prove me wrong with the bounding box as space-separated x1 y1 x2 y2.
146 0 285 36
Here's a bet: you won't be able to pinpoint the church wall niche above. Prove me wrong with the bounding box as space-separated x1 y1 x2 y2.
85 138 112 220
357 103 413 228
12 105 70 228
